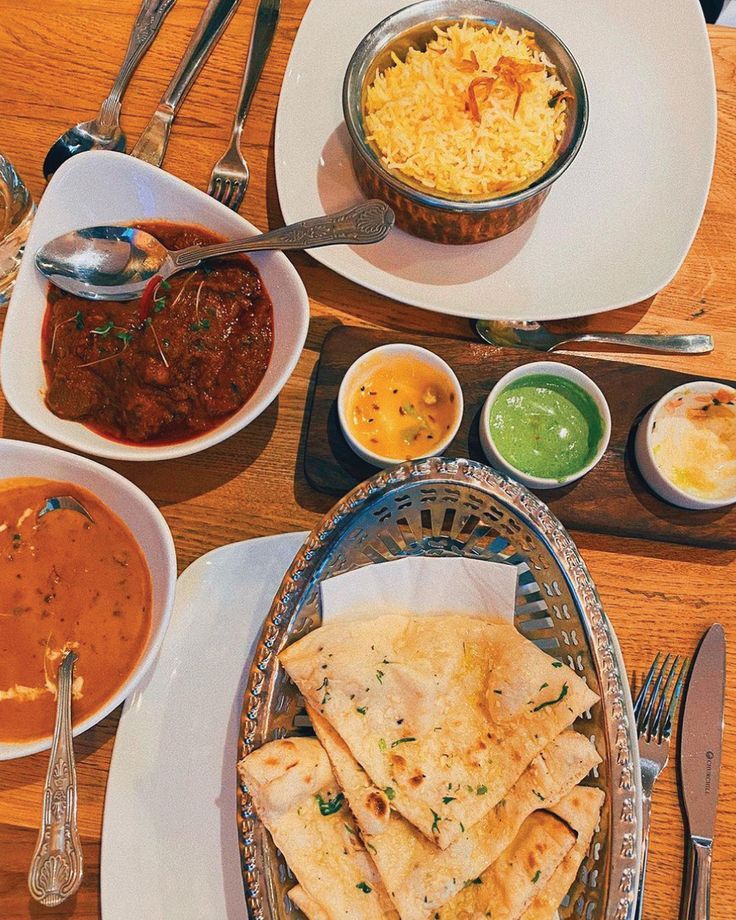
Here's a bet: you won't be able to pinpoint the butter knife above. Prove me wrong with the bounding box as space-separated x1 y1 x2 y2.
679 623 726 920
131 0 241 166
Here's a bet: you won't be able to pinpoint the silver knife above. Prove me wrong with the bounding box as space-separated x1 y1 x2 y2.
679 623 726 920
131 0 241 166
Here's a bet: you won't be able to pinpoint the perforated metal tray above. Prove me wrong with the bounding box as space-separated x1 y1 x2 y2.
238 458 641 920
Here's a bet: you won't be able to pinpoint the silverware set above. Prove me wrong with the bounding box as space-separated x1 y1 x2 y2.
632 625 725 920
43 0 280 215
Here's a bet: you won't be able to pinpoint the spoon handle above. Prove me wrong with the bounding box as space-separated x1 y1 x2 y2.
100 0 177 125
560 333 714 354
171 201 395 268
28 651 83 907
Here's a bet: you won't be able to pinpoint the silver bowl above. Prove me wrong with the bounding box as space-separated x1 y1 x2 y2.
343 0 589 244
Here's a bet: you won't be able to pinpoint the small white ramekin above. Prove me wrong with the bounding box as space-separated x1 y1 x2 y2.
479 360 611 490
634 380 736 511
337 343 463 468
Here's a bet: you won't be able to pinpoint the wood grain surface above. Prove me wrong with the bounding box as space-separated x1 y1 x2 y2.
0 2 734 919
304 325 736 547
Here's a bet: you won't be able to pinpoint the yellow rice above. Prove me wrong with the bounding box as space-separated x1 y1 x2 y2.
364 21 569 198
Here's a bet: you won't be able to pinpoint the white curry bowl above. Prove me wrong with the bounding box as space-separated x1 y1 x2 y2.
0 151 309 461
0 439 176 760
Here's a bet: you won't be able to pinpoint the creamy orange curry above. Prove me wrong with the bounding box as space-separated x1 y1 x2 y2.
0 478 152 743
347 355 459 460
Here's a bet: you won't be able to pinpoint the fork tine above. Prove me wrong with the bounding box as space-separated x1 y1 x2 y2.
639 654 670 735
207 174 221 199
650 656 679 740
633 653 660 718
661 657 689 739
230 183 245 213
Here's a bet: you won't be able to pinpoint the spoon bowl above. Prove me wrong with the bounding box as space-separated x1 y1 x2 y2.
43 120 126 182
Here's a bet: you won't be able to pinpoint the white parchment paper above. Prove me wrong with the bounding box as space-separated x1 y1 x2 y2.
320 556 516 626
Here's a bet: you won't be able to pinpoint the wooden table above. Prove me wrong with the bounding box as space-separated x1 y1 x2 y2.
0 2 734 917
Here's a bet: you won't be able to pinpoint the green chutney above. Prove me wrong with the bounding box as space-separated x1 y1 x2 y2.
489 373 604 480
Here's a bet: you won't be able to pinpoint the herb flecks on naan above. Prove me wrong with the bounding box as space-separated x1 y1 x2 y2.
238 737 398 920
280 615 599 848
520 786 605 920
310 706 600 920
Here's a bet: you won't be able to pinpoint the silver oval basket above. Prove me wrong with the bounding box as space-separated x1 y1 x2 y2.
238 458 641 920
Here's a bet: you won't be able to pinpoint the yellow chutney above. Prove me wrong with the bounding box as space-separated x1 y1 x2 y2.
346 352 461 461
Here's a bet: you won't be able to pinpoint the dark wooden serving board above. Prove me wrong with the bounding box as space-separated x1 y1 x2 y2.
304 326 736 549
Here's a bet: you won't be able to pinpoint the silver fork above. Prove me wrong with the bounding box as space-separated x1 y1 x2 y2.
208 0 280 211
632 654 689 920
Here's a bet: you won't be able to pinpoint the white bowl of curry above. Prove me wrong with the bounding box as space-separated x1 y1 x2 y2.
0 440 176 760
1 151 309 461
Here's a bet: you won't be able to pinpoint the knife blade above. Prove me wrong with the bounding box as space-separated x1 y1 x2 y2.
679 623 726 920
680 623 725 841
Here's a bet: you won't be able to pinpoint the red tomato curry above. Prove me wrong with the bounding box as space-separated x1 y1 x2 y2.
0 478 152 743
42 221 274 444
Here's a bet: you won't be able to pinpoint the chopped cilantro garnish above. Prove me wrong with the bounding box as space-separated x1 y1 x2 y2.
442 796 456 804
74 310 85 330
532 683 569 712
160 279 171 291
431 810 441 834
476 785 487 796
91 320 114 336
376 669 385 684
390 737 416 747
356 706 367 715
115 330 134 345
532 870 541 883
315 792 344 816
356 882 372 894
533 790 545 801
539 682 549 691
378 738 387 752
153 298 166 313
552 661 563 668
383 786 396 801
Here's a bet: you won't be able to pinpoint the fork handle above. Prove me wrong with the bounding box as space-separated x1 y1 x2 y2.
230 0 279 141
633 795 652 920
681 837 712 920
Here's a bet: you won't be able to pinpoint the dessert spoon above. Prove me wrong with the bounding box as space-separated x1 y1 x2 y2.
35 200 395 301
475 319 714 355
42 0 176 179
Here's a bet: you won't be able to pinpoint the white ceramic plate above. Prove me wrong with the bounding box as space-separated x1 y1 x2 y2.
0 439 176 760
1 151 309 461
275 0 716 320
100 532 307 920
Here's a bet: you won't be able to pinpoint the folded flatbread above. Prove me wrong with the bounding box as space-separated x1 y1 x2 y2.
520 786 606 920
281 615 599 848
437 809 577 919
310 707 600 920
238 737 398 920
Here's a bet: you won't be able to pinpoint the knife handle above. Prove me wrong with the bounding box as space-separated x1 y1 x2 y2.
681 837 712 920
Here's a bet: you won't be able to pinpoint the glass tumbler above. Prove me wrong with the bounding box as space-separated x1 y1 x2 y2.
0 153 35 305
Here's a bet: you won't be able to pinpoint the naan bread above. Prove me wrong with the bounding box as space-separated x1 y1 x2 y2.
289 886 330 920
437 810 577 919
310 707 600 920
520 786 605 920
281 615 599 848
238 737 397 920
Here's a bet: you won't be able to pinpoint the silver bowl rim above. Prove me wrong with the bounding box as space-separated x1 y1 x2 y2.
342 0 590 213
